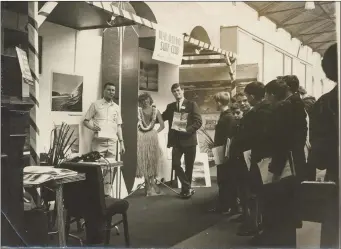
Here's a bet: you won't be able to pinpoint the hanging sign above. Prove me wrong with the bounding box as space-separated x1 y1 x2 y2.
16 47 34 85
152 28 184 66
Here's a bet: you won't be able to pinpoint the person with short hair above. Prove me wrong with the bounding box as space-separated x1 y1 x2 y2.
235 92 251 113
298 86 316 119
278 75 300 94
83 82 125 196
209 91 237 214
137 92 165 196
233 82 274 237
309 43 338 248
268 76 307 182
231 103 243 120
259 77 306 247
162 83 202 199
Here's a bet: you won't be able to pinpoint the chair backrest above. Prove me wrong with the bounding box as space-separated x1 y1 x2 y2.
60 162 106 218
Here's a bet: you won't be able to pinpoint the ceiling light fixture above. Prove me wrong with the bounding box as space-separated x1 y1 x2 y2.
305 2 315 10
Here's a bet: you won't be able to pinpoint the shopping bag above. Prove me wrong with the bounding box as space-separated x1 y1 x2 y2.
300 180 337 223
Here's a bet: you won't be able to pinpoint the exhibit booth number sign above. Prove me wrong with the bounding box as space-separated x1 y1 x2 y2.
152 28 184 66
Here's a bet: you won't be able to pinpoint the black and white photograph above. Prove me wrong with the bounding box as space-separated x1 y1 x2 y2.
51 72 83 112
139 61 159 92
1 1 339 249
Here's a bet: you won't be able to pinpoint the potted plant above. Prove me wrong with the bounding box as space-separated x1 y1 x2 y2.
198 127 215 167
46 122 77 167
42 122 78 229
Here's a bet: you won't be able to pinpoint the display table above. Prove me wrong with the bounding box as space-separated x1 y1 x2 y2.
23 173 85 247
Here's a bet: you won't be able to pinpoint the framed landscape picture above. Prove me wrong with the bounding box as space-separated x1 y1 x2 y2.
51 72 83 112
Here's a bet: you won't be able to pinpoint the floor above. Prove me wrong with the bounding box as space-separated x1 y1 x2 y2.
173 217 321 249
61 166 322 248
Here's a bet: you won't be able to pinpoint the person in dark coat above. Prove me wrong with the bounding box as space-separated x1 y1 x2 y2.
229 93 252 221
162 83 202 199
279 75 308 182
308 43 339 249
231 83 274 237
209 91 237 214
298 86 316 119
258 78 306 248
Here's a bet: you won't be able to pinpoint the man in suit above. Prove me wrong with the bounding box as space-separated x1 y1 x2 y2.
162 83 202 199
232 82 273 237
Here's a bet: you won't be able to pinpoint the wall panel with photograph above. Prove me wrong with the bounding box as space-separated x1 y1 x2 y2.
51 72 83 112
139 61 159 92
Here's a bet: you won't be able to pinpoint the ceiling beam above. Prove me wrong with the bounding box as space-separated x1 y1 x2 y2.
263 5 305 16
258 2 278 16
298 20 332 35
302 31 335 45
282 18 325 28
307 40 335 45
299 22 334 44
317 2 335 23
314 41 333 50
277 10 305 28
300 30 336 36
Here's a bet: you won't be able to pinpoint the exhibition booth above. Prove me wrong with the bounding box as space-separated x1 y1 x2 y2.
1 2 237 246
1 1 337 247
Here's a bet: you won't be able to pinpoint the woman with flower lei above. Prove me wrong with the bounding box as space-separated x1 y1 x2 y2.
137 92 165 196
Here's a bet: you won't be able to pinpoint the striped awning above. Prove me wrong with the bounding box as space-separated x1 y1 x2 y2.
86 1 237 78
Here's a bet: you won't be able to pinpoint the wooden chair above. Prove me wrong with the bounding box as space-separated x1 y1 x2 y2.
60 162 130 246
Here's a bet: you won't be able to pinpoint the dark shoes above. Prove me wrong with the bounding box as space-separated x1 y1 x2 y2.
179 188 195 199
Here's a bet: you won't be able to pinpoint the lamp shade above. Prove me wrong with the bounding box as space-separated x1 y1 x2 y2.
305 2 315 10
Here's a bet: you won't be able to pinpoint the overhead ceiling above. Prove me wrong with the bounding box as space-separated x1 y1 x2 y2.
245 1 337 56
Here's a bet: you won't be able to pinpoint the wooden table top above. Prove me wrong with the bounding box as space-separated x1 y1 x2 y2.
23 173 85 188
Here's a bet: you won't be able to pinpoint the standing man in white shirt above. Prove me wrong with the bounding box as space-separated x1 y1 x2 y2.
83 82 125 196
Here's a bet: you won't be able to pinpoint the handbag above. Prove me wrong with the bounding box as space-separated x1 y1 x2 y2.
300 180 337 223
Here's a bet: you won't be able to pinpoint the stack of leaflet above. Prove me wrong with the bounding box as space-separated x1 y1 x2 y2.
23 166 78 185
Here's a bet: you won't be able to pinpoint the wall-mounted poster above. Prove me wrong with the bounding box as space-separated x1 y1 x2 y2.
180 64 259 114
139 61 158 92
51 72 83 112
182 81 230 114
55 124 80 154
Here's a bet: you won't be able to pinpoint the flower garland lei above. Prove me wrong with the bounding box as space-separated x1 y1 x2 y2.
138 105 157 132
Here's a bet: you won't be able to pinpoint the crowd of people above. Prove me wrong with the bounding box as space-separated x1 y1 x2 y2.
82 43 338 247
211 43 338 248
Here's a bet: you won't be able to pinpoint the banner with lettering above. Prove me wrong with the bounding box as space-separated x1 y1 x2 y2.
152 28 184 66
16 47 34 85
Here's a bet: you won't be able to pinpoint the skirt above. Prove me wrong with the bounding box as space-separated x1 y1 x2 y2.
136 129 162 178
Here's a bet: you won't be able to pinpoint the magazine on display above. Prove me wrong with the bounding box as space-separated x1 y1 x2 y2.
23 166 78 185
171 112 188 132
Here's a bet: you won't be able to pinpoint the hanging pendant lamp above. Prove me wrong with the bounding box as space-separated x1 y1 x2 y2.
305 2 315 10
